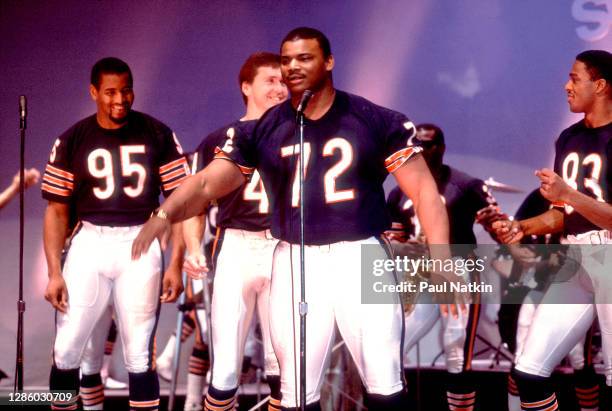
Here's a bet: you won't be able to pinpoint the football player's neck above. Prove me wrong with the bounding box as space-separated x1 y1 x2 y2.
96 113 127 130
294 84 335 121
242 103 265 121
583 97 612 128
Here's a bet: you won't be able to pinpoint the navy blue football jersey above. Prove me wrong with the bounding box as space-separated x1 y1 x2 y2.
553 120 612 236
386 165 496 246
194 120 270 231
215 90 420 244
42 111 189 226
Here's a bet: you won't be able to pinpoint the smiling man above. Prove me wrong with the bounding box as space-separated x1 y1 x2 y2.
178 51 288 411
42 57 188 411
493 50 612 410
132 27 451 410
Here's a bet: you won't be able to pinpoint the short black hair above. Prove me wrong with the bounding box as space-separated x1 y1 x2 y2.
416 123 445 146
281 27 332 59
576 50 612 95
90 57 133 89
238 52 281 105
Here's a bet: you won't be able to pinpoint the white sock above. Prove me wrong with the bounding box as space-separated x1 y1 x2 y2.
100 354 112 380
184 373 205 410
158 334 177 364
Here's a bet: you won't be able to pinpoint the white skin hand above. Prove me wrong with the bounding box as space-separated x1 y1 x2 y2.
183 252 209 279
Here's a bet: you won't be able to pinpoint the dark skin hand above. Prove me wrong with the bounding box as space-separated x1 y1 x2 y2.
45 275 69 313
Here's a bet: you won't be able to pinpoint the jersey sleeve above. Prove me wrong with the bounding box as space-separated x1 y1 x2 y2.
42 130 75 203
193 135 216 173
214 123 256 177
158 130 190 197
382 114 423 174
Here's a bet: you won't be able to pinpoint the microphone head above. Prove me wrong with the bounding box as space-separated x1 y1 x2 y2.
19 95 27 117
296 90 314 113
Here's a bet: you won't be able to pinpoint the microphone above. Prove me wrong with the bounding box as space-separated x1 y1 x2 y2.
19 95 27 130
296 90 313 114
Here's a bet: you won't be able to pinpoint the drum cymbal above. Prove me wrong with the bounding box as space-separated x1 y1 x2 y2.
484 177 523 193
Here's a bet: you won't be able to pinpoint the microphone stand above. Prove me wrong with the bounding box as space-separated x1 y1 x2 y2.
15 96 27 391
297 109 307 411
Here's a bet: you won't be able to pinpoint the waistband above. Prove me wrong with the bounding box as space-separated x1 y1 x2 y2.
81 221 144 238
563 229 612 245
224 227 275 240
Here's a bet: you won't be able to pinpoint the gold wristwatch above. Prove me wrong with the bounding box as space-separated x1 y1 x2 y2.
151 208 169 221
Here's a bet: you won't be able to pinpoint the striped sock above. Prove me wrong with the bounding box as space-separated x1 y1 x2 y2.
574 366 600 411
189 342 210 376
50 365 80 410
104 320 118 355
447 391 476 411
520 393 559 411
575 385 599 411
204 386 237 411
446 371 476 411
268 397 281 411
80 373 104 410
267 375 281 411
508 372 521 411
129 370 160 411
513 369 558 411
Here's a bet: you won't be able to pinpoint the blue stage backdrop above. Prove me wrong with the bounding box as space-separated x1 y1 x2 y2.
0 0 610 387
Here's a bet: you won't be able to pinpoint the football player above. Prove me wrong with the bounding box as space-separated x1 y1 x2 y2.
42 57 188 411
493 50 612 410
132 27 457 411
494 189 601 411
386 123 503 411
181 51 287 411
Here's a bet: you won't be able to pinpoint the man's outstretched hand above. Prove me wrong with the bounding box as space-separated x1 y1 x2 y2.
131 216 171 260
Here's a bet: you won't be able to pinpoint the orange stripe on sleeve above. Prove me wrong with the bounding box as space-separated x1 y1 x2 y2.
159 157 188 174
213 151 255 175
42 183 71 196
43 174 74 189
46 164 74 180
160 167 188 182
385 146 423 173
